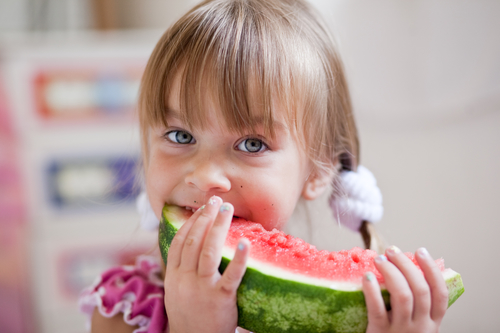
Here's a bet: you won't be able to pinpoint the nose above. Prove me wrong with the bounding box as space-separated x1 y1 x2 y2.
184 156 231 193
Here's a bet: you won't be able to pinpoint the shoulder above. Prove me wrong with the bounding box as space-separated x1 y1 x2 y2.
79 255 167 333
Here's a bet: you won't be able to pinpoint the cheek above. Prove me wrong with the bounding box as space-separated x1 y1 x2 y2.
145 154 174 217
245 178 303 231
255 160 308 230
145 177 164 220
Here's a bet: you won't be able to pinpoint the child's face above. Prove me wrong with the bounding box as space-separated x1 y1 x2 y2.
145 76 322 231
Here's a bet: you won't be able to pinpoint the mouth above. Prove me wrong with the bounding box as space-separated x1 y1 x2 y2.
183 206 198 213
181 205 243 221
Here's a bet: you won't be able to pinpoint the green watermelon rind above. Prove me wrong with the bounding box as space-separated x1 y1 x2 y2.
159 205 464 333
221 258 390 333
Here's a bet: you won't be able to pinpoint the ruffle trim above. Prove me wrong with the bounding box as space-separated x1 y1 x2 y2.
78 255 166 333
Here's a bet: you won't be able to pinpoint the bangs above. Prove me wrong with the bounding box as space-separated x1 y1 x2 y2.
140 0 328 141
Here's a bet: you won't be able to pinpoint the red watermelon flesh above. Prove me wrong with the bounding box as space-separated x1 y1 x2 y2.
226 219 445 285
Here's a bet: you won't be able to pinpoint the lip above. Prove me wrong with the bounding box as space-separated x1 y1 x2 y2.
164 202 198 213
168 202 249 222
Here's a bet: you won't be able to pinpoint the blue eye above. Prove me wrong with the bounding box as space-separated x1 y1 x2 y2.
237 138 266 153
166 130 195 144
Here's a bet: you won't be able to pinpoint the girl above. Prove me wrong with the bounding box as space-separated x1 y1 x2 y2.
80 0 449 332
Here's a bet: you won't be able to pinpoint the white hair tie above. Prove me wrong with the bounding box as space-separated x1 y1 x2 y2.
329 165 384 232
137 192 160 231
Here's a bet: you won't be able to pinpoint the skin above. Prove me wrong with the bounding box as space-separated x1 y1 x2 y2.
146 96 318 232
91 72 449 332
362 247 449 333
91 308 139 333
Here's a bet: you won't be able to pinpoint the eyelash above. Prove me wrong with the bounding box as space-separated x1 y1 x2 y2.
236 137 269 154
164 130 269 154
164 130 195 144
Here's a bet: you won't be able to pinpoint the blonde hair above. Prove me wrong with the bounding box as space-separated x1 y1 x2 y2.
138 0 380 249
139 0 357 172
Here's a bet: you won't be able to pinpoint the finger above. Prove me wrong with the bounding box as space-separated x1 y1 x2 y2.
167 205 205 271
180 196 222 272
363 271 389 329
415 248 449 321
218 238 250 294
198 202 234 277
374 254 413 326
386 246 431 320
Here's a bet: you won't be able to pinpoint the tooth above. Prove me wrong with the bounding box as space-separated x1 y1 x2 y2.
185 206 191 210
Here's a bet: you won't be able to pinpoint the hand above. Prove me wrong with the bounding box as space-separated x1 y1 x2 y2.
362 246 449 333
164 196 249 333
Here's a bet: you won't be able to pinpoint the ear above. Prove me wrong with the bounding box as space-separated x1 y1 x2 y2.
301 169 334 201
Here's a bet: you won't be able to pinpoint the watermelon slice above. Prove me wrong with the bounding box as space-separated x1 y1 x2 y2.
159 205 464 333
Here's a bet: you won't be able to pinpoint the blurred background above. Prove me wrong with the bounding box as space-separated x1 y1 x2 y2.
0 0 498 332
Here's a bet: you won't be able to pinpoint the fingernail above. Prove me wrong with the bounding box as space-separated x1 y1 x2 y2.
238 241 245 251
219 203 231 213
208 196 218 205
375 255 388 263
197 205 205 211
387 245 401 255
365 272 375 282
417 247 429 257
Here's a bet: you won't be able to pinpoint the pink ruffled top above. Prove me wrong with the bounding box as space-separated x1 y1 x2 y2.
79 256 167 333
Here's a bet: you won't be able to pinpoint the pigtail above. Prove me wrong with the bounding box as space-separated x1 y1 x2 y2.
336 154 387 254
359 221 386 254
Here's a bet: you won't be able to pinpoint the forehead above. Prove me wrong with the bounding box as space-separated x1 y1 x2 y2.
164 65 293 137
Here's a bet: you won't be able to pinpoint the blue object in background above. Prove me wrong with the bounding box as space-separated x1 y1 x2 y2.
47 156 140 210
